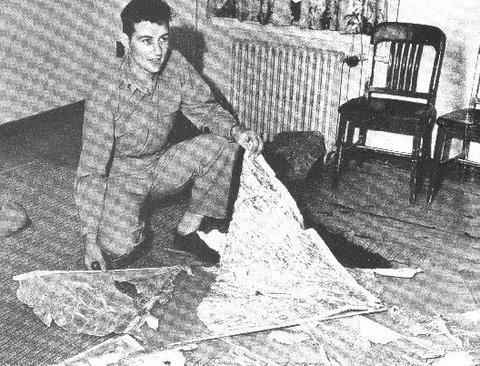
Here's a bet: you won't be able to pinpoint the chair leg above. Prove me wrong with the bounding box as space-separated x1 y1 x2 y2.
333 115 348 187
418 127 433 192
356 125 367 168
426 125 447 204
460 165 471 182
409 134 422 204
461 124 471 182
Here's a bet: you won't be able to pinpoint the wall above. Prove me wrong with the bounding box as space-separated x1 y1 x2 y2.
397 0 479 115
197 0 379 111
372 0 480 155
0 0 120 124
1 0 478 129
0 0 196 125
198 0 479 117
0 0 377 126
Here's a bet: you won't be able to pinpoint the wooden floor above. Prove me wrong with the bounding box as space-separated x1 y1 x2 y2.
1 103 479 365
294 159 480 316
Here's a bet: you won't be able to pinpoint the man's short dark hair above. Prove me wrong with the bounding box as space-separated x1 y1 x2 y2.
121 0 172 38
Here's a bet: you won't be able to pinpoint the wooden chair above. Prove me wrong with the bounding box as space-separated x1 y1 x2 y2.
427 46 480 204
333 22 446 203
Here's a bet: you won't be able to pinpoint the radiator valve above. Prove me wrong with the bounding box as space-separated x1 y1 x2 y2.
344 55 360 67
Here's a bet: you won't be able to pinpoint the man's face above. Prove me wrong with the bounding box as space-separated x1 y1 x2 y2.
128 20 170 75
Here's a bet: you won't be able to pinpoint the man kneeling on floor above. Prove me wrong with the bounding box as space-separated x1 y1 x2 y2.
74 0 263 271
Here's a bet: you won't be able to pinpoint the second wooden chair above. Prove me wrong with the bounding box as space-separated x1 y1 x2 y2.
427 46 480 204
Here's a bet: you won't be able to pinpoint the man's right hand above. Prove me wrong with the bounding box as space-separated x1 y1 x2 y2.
84 234 107 271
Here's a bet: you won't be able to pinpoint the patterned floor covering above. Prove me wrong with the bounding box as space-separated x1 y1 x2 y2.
1 103 479 365
0 103 212 365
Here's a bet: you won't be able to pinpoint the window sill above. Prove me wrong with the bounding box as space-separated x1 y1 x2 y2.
209 17 370 51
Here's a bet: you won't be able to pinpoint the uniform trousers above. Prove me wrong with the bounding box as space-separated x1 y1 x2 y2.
97 134 239 258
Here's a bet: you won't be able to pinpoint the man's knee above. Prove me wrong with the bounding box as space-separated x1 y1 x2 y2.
97 221 145 258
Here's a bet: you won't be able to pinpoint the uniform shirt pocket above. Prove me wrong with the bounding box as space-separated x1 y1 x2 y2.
114 99 152 156
115 125 150 156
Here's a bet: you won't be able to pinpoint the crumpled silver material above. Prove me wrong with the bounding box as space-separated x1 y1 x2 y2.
14 267 184 337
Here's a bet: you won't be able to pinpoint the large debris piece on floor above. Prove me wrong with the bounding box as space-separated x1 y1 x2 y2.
198 155 383 334
51 334 189 366
443 309 480 363
266 131 325 184
14 267 184 337
51 335 144 366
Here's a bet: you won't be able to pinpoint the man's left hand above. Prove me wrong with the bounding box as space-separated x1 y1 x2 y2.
232 126 264 158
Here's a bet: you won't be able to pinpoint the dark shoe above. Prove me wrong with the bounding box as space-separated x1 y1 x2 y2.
199 217 231 234
103 245 146 270
173 232 220 264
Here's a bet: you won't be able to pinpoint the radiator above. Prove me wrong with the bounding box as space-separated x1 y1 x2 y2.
230 39 345 153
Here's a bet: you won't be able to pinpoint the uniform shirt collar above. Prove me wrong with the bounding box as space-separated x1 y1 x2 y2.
121 56 158 95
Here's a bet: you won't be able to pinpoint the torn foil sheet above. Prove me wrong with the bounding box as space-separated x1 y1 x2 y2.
198 154 382 334
51 334 190 366
14 267 184 337
51 335 144 366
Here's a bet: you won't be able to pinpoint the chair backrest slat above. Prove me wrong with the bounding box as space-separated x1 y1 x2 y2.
405 43 423 91
368 22 446 105
397 43 409 90
386 42 423 92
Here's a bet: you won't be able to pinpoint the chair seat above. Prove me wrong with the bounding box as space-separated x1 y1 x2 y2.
437 108 480 127
428 108 480 204
339 97 437 134
340 96 436 120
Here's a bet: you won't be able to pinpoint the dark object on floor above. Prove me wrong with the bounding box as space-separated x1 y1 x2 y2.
173 231 220 264
102 242 152 270
114 280 139 298
334 22 446 204
0 201 30 237
427 46 480 203
265 131 325 184
199 216 231 234
304 217 391 269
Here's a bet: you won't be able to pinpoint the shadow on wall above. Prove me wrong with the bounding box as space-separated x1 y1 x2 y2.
170 26 206 73
170 26 236 116
115 25 234 115
442 38 467 111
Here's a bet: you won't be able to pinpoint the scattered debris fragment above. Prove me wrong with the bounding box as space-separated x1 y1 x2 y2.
119 349 186 366
144 314 159 330
222 339 283 366
372 268 423 278
198 154 383 334
51 334 192 366
433 351 474 366
318 344 335 366
309 314 447 365
429 317 464 348
268 330 309 345
442 309 480 363
14 267 184 336
406 323 429 336
0 200 29 237
357 316 403 345
51 335 144 366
